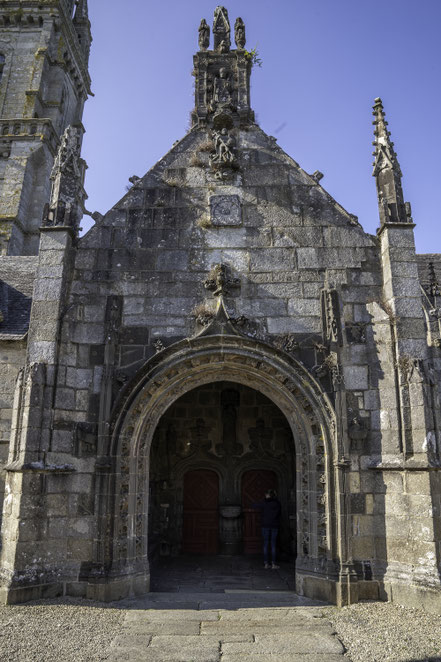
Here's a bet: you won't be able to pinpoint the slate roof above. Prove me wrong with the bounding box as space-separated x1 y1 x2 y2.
0 282 32 340
0 257 38 341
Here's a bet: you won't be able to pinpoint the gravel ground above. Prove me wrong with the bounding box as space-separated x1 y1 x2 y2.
326 602 441 662
0 597 125 662
0 596 440 662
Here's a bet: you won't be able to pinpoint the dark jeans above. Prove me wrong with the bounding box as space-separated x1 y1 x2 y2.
262 527 278 564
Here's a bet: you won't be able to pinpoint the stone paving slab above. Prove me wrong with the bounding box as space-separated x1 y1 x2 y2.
221 631 344 655
110 633 153 648
213 608 326 621
122 621 201 635
200 620 335 635
125 608 219 621
107 649 220 662
221 656 346 662
106 591 345 662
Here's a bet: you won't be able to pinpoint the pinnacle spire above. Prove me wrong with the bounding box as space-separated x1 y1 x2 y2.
372 98 402 177
73 0 92 63
213 6 231 52
372 98 412 227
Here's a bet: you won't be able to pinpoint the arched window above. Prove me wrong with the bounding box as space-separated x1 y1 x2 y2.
0 55 5 85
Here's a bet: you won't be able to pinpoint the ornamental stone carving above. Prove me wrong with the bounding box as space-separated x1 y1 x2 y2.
234 17 246 49
210 194 241 226
213 6 231 52
198 18 210 50
42 124 87 234
204 263 240 296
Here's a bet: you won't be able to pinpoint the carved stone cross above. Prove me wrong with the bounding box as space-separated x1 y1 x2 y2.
204 263 240 296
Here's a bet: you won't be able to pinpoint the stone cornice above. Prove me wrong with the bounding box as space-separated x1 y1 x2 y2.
376 222 416 237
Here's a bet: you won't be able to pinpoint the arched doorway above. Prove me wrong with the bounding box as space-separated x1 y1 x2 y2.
89 334 349 605
148 382 296 566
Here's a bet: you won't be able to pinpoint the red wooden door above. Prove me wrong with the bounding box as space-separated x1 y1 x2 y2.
182 470 219 554
242 470 278 554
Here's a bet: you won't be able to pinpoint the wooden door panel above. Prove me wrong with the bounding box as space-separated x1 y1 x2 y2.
182 470 219 554
242 470 278 555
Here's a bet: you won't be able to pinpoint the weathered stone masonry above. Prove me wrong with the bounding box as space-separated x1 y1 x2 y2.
0 4 440 611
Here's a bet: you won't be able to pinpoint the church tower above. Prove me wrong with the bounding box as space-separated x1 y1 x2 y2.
0 0 91 255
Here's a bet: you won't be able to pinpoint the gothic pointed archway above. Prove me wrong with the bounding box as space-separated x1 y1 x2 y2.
87 334 349 604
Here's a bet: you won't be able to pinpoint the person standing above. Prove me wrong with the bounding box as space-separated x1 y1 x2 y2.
253 489 281 569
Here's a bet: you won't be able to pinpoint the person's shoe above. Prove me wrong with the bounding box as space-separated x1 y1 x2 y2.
271 563 280 569
264 563 270 569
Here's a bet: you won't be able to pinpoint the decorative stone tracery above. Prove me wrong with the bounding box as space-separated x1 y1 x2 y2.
97 334 340 597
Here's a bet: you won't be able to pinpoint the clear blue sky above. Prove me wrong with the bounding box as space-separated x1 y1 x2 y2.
82 0 440 254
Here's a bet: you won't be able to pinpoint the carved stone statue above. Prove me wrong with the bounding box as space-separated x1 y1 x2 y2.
198 18 210 51
211 128 236 164
234 17 246 49
213 68 232 107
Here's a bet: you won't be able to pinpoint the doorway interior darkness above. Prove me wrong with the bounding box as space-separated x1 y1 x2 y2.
148 382 297 564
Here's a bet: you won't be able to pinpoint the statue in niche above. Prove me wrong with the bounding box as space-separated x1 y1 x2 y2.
213 68 232 107
234 17 246 49
248 419 274 457
215 389 243 457
198 19 210 50
211 128 236 164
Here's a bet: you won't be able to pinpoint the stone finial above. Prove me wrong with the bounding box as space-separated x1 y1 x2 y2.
234 17 246 49
372 98 411 227
427 261 440 300
213 6 231 52
50 124 82 186
42 124 87 234
372 98 401 177
198 19 210 51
